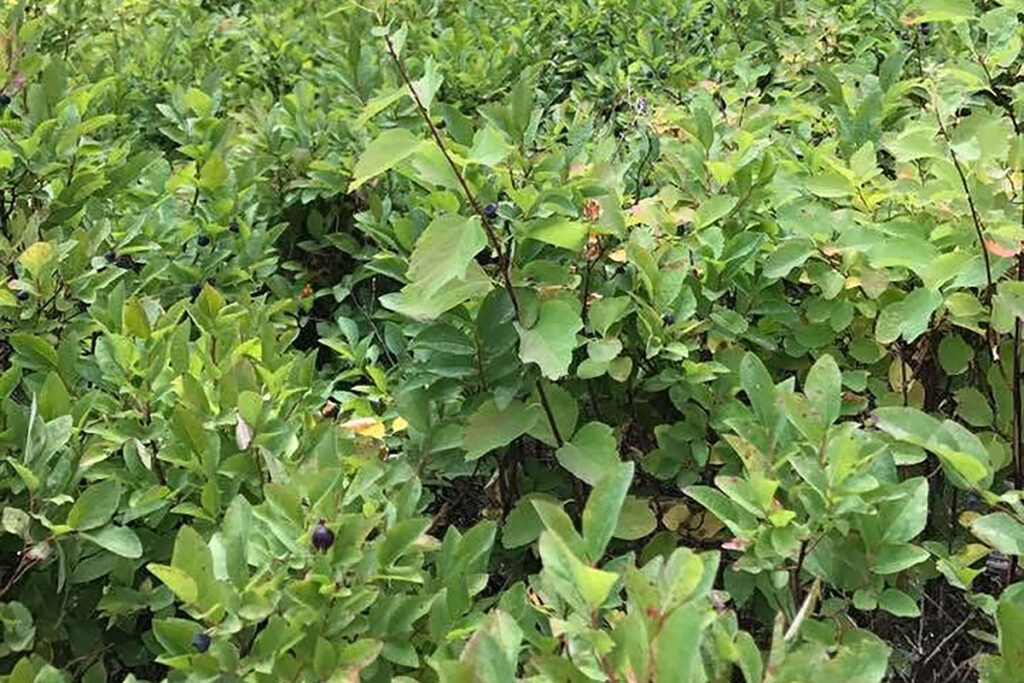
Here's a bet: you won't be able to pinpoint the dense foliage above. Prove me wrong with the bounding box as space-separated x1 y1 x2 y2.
5 0 1024 680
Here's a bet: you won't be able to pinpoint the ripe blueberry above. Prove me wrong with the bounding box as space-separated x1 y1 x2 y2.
483 203 498 219
197 234 210 247
16 291 28 301
229 220 239 233
662 313 676 325
192 632 211 653
311 520 334 552
189 283 201 299
104 251 116 263
0 93 11 107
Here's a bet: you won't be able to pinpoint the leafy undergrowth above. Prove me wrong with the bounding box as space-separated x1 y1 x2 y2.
4 0 1024 681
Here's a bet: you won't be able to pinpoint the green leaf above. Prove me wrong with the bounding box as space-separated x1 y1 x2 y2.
805 354 841 427
67 480 121 531
9 334 58 371
532 499 586 558
198 153 228 189
524 217 588 251
955 387 993 427
462 399 541 460
407 215 487 294
938 334 972 375
466 125 508 166
555 422 620 485
314 638 337 679
503 494 555 549
740 352 776 428
582 462 633 562
873 407 990 485
516 299 583 380
2 507 29 538
907 0 975 22
9 333 57 370
695 195 738 229
349 128 425 191
872 544 930 574
613 496 657 540
381 261 492 322
972 513 1024 555
80 525 142 558
876 288 942 344
763 238 814 279
994 583 1024 678
220 495 252 589
38 371 70 420
878 588 920 617
148 564 198 603
122 299 151 339
538 530 618 609
589 297 632 335
379 517 432 567
654 603 703 683
685 486 759 536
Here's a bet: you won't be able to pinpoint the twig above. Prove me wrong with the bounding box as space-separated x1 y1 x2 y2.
378 19 566 461
920 613 972 667
784 578 819 642
932 99 993 298
381 29 519 316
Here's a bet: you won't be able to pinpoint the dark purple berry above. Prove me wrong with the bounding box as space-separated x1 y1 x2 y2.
16 290 28 301
189 283 202 299
192 632 211 653
483 203 498 219
197 234 210 247
311 520 334 552
663 313 676 325
0 94 11 107
229 220 239 233
104 251 116 263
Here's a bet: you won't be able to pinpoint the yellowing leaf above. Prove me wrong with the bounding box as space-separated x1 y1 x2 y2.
19 242 53 278
340 417 386 439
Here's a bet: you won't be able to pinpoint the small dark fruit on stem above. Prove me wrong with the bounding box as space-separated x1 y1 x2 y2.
662 313 676 325
17 291 28 301
197 234 210 247
105 251 116 263
189 283 202 299
483 203 498 219
229 220 239 233
311 520 334 552
0 93 11 107
192 632 211 653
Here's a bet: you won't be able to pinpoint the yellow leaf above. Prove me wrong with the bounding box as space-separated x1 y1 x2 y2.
391 417 409 432
340 417 385 440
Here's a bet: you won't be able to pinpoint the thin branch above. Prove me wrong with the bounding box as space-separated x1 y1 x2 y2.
381 29 520 317
379 20 566 456
932 102 993 298
784 578 820 642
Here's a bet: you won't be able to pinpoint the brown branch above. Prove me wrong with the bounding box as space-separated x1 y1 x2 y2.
933 105 993 298
381 29 520 318
379 21 567 458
